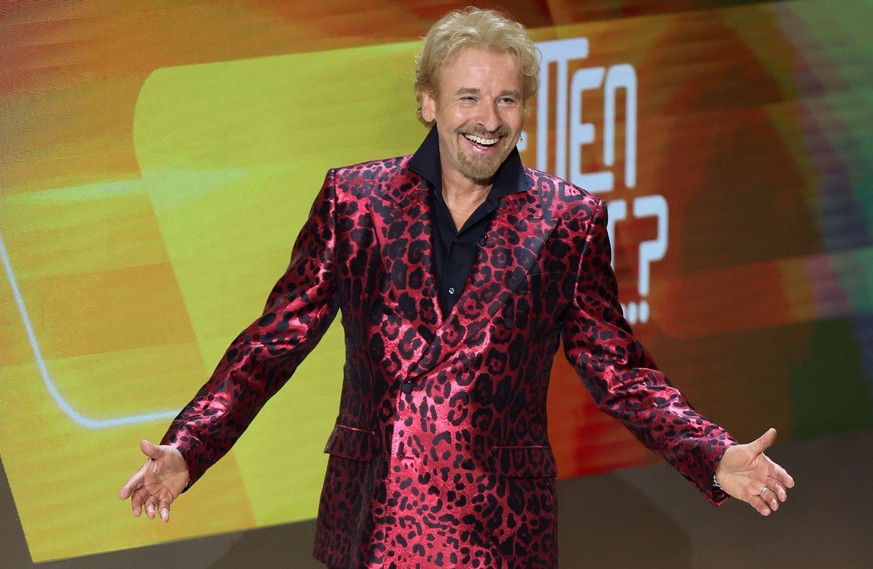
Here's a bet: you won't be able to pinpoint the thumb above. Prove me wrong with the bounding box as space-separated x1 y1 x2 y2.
747 427 778 454
139 439 161 460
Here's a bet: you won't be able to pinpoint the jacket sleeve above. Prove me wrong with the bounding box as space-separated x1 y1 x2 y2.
161 169 341 487
562 198 735 505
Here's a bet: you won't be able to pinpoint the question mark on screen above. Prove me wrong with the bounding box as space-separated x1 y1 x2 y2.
630 195 668 324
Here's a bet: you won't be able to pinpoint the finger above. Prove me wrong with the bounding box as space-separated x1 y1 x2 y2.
158 496 174 523
769 462 795 489
140 439 161 460
771 482 788 503
145 499 156 520
747 427 778 455
131 489 144 517
119 464 147 500
760 487 780 511
751 494 773 516
764 476 788 502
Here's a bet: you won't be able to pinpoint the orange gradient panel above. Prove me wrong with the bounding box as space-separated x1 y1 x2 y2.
3 0 872 562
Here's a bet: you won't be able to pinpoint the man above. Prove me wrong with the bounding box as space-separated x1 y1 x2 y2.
120 7 794 569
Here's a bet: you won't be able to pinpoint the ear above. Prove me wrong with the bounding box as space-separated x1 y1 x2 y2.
421 89 437 124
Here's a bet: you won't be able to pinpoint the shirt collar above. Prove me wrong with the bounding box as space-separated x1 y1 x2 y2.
408 126 529 200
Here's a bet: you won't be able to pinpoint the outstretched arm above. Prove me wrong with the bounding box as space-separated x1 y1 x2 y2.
119 440 189 523
715 428 795 516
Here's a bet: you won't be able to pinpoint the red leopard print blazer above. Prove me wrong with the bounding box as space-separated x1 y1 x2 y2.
162 153 735 569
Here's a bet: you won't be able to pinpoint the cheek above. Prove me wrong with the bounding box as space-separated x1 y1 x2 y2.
505 110 525 131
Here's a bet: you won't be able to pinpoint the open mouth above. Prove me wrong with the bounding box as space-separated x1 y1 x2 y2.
463 133 500 148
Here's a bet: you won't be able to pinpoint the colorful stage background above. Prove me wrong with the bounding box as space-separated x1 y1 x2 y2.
1 0 871 562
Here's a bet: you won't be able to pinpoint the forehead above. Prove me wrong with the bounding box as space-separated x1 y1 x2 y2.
437 48 522 89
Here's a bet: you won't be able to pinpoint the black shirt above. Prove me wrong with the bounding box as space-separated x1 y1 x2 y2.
408 126 528 316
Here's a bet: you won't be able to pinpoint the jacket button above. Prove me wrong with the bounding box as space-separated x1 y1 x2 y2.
401 382 414 394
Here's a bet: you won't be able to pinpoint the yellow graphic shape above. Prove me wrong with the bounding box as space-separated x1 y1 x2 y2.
1 41 424 561
134 40 424 529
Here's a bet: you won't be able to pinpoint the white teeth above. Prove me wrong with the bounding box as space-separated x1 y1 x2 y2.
464 134 499 146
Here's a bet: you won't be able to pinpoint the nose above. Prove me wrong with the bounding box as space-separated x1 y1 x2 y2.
477 100 502 133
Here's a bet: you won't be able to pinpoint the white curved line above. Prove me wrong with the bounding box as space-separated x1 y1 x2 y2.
0 229 179 429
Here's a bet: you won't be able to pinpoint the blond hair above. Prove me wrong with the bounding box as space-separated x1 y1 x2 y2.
414 7 540 125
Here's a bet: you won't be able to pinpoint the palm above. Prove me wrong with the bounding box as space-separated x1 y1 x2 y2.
119 440 189 522
715 428 795 516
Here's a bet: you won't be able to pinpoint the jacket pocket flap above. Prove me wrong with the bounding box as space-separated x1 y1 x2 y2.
323 424 376 462
492 445 557 478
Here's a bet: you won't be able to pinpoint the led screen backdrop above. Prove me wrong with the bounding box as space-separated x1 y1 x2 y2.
1 0 871 562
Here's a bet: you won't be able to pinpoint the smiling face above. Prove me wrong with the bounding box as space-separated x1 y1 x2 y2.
421 48 525 186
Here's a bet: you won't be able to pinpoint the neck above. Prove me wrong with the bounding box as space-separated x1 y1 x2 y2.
441 175 492 231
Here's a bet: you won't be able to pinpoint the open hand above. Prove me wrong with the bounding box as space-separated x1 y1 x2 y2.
715 427 795 516
119 440 189 523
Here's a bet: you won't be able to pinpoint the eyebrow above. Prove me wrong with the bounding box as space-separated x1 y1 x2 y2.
454 87 522 99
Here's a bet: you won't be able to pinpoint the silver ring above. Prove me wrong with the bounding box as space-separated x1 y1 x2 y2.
760 486 769 495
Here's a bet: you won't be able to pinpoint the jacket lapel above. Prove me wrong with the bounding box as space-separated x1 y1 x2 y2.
369 171 443 344
410 187 557 376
